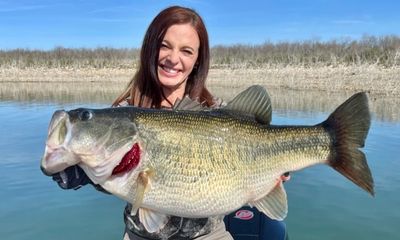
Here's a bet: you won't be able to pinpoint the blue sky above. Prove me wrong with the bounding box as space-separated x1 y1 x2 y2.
1 0 399 50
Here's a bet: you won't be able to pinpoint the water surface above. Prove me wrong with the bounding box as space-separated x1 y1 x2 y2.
0 83 398 240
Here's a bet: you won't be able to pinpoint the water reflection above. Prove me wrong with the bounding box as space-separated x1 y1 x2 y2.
1 83 398 240
0 82 125 105
210 86 400 123
0 82 398 122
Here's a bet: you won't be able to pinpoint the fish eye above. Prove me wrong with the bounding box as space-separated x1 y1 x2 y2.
79 110 93 121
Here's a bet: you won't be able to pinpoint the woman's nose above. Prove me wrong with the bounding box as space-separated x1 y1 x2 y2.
166 50 180 64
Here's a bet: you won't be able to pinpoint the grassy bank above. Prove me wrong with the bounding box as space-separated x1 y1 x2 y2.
1 35 400 68
1 35 399 95
1 65 399 96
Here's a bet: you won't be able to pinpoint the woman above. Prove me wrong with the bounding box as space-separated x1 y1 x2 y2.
52 6 288 240
114 6 230 239
111 6 214 109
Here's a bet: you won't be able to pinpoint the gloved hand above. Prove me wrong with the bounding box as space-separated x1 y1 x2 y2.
52 165 92 190
52 165 110 193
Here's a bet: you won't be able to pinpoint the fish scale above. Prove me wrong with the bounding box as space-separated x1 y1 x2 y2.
129 111 333 217
41 85 373 234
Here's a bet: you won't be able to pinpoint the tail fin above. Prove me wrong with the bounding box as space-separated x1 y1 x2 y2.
323 92 374 196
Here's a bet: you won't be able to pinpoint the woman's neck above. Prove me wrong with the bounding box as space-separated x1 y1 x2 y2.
160 86 186 108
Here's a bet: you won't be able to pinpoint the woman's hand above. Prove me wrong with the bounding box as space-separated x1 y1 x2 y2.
281 172 290 182
51 165 92 190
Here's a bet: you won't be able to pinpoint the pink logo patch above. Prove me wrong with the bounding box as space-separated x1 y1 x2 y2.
234 209 254 220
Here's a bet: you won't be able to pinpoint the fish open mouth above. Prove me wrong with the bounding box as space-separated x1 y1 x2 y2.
112 143 141 175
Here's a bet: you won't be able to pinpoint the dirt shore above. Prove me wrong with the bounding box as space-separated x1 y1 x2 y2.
1 65 399 96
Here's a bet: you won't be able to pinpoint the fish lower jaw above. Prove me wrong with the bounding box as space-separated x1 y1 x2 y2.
41 146 80 174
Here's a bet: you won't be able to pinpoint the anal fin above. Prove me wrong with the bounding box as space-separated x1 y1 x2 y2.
252 181 288 221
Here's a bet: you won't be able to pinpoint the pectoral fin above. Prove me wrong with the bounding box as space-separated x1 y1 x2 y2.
252 181 288 220
131 168 155 216
138 208 169 233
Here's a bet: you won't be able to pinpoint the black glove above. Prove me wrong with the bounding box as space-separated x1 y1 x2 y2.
52 165 110 193
52 165 92 190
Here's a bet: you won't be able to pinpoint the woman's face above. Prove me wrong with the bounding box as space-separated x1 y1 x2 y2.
158 23 200 94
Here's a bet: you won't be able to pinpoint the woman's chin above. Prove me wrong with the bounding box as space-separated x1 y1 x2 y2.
158 76 185 89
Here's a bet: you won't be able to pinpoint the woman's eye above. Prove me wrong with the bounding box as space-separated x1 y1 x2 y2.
182 49 193 55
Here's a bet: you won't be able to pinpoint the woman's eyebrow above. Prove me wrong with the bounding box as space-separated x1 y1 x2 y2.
183 46 196 52
162 39 197 51
161 40 171 45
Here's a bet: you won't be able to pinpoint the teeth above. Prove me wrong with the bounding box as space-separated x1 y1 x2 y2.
163 66 178 74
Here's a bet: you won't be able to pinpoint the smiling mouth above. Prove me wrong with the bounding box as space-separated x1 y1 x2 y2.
112 143 141 175
159 64 180 74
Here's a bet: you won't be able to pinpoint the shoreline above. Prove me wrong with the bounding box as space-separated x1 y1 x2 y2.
1 66 399 122
1 65 399 96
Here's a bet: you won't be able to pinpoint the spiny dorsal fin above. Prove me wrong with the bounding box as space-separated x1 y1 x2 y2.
251 181 288 220
172 96 206 111
224 85 272 124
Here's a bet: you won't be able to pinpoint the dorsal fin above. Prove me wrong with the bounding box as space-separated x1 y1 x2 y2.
224 85 272 124
172 96 206 111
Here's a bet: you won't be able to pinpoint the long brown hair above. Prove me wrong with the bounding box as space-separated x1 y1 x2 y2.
112 6 214 108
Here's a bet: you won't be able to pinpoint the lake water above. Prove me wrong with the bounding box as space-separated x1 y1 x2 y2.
0 83 399 240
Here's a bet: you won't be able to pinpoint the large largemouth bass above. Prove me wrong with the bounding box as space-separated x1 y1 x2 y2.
41 85 373 233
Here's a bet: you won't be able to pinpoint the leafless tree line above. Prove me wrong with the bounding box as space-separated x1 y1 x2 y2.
0 47 140 69
211 35 400 68
1 35 399 68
